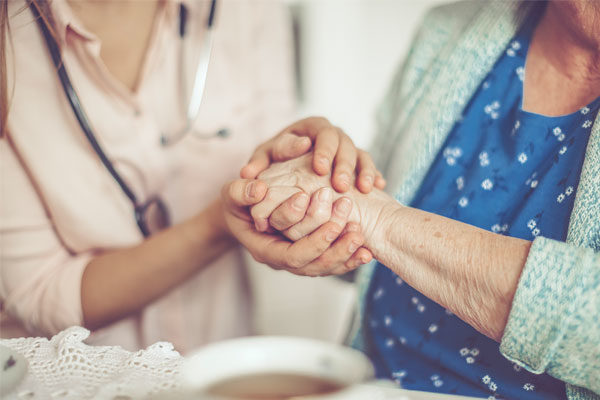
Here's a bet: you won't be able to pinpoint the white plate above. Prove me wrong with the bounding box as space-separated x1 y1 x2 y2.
181 336 374 399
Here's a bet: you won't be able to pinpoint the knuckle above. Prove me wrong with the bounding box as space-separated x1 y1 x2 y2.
268 216 284 231
311 116 330 126
316 254 332 268
285 227 301 241
347 232 365 244
251 251 265 264
285 253 304 269
314 237 331 254
343 260 356 272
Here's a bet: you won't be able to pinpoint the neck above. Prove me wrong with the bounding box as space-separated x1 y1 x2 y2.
539 1 600 82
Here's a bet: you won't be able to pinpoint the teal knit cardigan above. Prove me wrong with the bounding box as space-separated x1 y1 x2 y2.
349 2 600 399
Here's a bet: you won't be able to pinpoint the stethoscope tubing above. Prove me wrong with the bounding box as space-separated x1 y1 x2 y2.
29 1 141 206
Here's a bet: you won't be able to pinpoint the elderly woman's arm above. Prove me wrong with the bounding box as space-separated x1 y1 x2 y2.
249 154 600 395
367 199 600 394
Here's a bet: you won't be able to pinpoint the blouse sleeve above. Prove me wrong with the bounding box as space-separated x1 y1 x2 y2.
500 236 600 396
0 139 91 336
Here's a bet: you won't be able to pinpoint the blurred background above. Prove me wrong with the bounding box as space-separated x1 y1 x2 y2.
248 0 448 343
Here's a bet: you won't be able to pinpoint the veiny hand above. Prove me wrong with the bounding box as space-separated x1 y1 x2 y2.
240 116 386 194
250 154 393 254
221 178 373 276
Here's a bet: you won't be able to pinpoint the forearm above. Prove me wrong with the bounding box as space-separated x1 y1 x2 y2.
364 198 530 341
81 200 235 330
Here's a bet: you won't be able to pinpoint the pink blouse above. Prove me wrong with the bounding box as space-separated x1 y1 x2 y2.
0 0 295 353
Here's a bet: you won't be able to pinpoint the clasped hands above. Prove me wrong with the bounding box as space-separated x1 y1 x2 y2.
222 117 393 277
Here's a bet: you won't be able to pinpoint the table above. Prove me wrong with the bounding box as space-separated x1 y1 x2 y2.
1 327 483 400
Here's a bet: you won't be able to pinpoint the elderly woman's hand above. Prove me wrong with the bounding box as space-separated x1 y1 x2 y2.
250 154 396 266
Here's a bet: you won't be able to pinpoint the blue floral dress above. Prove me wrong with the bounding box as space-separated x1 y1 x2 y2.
365 14 600 400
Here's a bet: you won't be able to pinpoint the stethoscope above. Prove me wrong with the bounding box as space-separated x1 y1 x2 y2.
166 0 222 145
30 0 219 236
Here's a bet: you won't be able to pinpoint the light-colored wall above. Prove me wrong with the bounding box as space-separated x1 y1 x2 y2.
249 0 448 342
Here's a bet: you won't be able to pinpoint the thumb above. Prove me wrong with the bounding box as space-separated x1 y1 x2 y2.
222 179 268 208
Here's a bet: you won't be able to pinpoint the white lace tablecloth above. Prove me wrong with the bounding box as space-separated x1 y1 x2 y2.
1 327 479 400
1 326 184 399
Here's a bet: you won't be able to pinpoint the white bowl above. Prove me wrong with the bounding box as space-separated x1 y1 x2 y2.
181 336 374 399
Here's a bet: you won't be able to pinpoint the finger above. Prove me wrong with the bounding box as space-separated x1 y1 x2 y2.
222 179 268 208
312 127 340 176
328 246 373 276
268 192 310 231
240 143 272 179
282 219 346 271
340 220 361 235
328 197 353 228
374 172 386 190
288 116 333 141
271 133 312 162
331 132 357 193
250 186 302 232
284 187 333 241
301 231 365 277
356 150 377 193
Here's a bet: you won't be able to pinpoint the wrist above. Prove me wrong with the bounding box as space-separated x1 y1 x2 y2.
185 200 234 247
351 188 400 252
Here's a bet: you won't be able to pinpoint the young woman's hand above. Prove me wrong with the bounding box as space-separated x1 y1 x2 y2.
240 117 386 194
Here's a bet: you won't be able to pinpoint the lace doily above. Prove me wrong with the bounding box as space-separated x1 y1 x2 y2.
0 327 183 400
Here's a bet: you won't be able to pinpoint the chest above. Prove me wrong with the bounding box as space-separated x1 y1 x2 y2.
67 0 160 91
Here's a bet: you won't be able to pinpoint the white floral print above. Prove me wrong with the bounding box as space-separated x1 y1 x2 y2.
484 101 501 119
559 146 567 155
481 178 494 190
515 66 524 81
479 151 490 167
443 147 463 166
430 375 444 388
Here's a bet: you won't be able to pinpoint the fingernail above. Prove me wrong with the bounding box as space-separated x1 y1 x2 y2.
293 193 309 210
326 230 338 241
338 173 350 186
361 255 370 263
349 240 360 253
246 182 256 199
334 198 351 217
318 187 332 202
347 223 359 233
